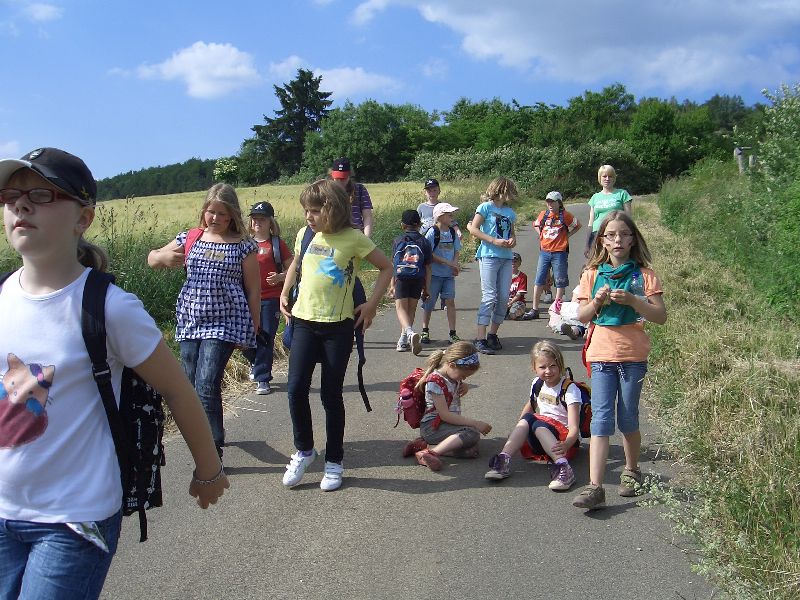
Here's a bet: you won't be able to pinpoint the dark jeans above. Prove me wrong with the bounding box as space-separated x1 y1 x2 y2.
287 318 353 464
242 298 280 383
180 338 236 448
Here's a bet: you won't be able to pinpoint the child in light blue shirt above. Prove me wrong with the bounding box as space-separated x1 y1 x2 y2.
421 203 462 344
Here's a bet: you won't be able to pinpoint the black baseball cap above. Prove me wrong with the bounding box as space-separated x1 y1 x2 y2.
331 157 351 178
0 147 96 205
401 209 422 226
424 178 439 189
249 201 275 217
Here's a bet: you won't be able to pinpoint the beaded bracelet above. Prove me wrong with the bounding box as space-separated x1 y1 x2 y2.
192 464 225 485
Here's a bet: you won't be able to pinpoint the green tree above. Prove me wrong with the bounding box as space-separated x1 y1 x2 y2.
246 68 333 181
626 98 679 177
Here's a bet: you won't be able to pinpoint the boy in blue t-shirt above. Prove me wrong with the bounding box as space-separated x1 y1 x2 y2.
421 203 462 344
390 210 432 354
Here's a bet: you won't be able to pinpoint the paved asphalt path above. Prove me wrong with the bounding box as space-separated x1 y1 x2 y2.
104 202 715 600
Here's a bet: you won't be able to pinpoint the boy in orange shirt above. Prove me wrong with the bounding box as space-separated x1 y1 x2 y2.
524 191 581 319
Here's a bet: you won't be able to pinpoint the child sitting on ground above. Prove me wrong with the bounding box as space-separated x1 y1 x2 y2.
410 341 491 471
485 340 580 491
506 252 528 320
548 284 587 340
390 210 432 354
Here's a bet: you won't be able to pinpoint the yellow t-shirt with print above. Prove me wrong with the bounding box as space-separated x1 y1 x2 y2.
292 226 376 323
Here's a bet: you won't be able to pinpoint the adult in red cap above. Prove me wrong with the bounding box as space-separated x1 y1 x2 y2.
329 157 374 238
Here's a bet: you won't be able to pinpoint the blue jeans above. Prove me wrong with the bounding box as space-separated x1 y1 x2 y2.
590 361 648 436
477 257 513 326
534 250 569 288
0 511 122 600
286 318 353 464
180 338 236 448
242 298 280 383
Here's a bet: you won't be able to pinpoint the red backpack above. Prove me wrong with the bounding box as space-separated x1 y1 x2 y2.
183 227 204 265
395 368 453 429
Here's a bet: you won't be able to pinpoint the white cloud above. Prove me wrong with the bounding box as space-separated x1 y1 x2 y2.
23 3 62 22
421 58 447 78
137 41 260 99
268 55 306 80
0 140 21 157
353 0 800 95
317 66 400 98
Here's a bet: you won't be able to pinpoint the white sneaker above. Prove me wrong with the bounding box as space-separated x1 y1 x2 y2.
396 334 410 352
541 291 553 304
409 332 422 356
248 368 255 381
282 449 318 487
320 461 344 491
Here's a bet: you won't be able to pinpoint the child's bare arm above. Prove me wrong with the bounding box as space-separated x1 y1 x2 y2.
132 341 228 508
518 399 535 421
147 240 184 269
432 393 491 434
552 402 580 455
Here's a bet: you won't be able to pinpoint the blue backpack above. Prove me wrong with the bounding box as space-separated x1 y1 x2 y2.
393 234 426 280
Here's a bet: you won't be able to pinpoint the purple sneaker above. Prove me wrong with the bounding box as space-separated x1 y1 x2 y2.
548 461 576 491
485 453 511 480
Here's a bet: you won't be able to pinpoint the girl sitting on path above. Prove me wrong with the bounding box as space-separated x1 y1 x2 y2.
0 148 227 599
241 201 293 395
572 211 667 510
485 341 580 491
585 165 632 257
412 341 491 471
148 183 261 459
279 180 391 492
467 177 518 355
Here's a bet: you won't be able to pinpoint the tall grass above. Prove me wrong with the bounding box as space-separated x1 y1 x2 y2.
636 198 800 599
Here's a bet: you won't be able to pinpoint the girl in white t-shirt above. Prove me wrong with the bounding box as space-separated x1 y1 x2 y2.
485 341 581 491
0 148 227 600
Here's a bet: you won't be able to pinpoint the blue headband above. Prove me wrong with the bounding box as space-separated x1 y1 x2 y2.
454 352 480 367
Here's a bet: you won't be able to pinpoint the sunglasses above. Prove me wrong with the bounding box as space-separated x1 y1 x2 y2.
0 188 84 205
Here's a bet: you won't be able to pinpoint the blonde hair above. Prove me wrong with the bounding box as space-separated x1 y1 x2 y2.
530 340 565 374
300 179 353 234
597 164 617 185
199 183 248 239
414 341 480 392
481 177 518 204
585 211 652 269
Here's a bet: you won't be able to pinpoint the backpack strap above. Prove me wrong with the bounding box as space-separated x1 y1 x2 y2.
432 226 456 250
530 377 544 410
184 228 204 265
80 270 147 539
272 236 283 274
558 366 574 408
352 277 370 412
0 272 14 287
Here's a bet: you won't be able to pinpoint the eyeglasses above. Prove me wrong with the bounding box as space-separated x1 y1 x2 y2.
601 232 634 241
0 188 81 205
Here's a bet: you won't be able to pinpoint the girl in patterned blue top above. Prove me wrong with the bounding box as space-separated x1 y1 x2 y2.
466 177 518 355
148 183 261 458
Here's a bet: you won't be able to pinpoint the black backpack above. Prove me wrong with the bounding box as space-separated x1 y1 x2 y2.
0 269 165 542
432 226 457 250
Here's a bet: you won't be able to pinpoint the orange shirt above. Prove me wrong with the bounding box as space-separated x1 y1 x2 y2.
576 267 663 363
534 209 579 253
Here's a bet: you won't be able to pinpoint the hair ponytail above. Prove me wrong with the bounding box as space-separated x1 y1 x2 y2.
77 237 109 272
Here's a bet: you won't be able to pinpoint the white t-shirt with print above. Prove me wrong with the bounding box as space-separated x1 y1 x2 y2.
530 376 582 426
0 268 162 523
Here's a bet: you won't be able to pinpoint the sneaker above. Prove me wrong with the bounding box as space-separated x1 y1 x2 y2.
619 467 644 497
409 332 422 356
402 437 428 457
256 381 271 395
548 462 576 491
542 291 553 304
560 322 581 340
486 333 502 351
474 339 495 355
396 334 410 352
282 449 318 487
572 484 606 509
420 330 431 344
485 453 511 480
415 449 443 471
248 368 255 381
520 309 539 320
320 461 344 492
448 332 460 344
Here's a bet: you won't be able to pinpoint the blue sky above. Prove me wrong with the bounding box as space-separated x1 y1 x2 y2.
2 0 799 179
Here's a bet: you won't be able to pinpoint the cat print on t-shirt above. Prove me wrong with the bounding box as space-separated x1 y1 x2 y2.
0 353 54 448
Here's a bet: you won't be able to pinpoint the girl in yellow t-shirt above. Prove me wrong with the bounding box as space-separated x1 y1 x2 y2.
571 211 667 510
279 180 391 492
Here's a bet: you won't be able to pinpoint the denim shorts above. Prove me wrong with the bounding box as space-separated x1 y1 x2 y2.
534 251 569 288
590 361 648 436
422 276 455 311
